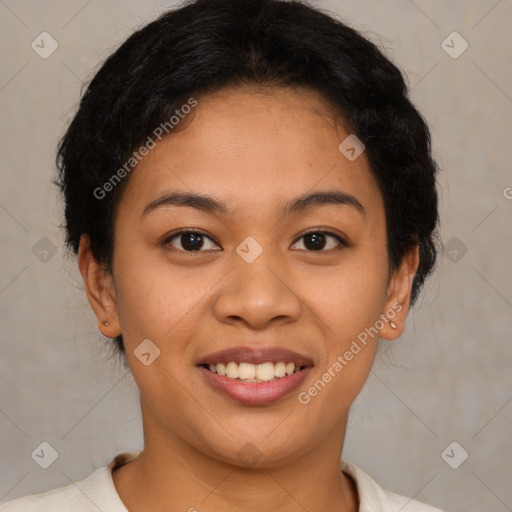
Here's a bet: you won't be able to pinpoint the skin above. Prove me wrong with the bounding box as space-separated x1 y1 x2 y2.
78 85 419 512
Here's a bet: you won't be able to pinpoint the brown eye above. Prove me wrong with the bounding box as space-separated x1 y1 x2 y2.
291 231 347 252
164 230 220 252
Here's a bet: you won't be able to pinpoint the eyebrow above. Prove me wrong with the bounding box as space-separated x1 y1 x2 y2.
282 190 365 217
142 191 231 217
142 190 365 218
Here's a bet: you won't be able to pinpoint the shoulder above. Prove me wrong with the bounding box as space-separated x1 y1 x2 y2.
0 452 139 512
0 467 108 511
342 460 446 512
379 490 446 512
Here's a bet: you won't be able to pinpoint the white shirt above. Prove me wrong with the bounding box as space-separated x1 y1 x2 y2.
0 451 445 511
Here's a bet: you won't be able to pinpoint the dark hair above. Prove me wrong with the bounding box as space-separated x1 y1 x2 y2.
56 0 439 362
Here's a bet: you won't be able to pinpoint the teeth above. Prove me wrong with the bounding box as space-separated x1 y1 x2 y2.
256 362 274 381
226 361 238 379
207 361 302 382
274 362 286 378
238 362 256 380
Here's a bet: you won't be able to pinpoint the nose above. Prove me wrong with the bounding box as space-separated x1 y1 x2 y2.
211 248 302 330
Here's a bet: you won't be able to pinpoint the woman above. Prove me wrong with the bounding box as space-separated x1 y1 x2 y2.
1 0 444 510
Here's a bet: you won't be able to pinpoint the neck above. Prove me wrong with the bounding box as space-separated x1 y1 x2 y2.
112 400 358 512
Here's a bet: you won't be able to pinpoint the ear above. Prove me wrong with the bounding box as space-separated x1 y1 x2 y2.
379 245 420 341
77 235 121 338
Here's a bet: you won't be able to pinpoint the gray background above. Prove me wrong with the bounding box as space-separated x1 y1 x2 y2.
1 1 511 510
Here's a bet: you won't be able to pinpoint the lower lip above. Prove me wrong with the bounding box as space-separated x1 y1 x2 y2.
198 365 312 405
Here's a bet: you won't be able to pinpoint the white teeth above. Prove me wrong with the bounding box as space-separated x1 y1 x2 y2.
226 361 239 379
238 362 256 380
207 361 302 382
285 362 295 375
274 362 286 378
256 362 275 381
216 362 227 376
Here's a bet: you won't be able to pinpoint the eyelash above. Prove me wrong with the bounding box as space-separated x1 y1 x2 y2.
162 228 348 253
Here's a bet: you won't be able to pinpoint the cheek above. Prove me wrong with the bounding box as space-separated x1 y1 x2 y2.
112 246 222 349
295 264 385 415
302 249 389 333
294 243 388 392
111 244 175 342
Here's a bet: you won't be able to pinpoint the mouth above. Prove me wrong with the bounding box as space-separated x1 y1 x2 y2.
197 346 313 405
200 361 306 382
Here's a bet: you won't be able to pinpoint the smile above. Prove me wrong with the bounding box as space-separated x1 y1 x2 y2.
197 346 313 405
203 361 304 382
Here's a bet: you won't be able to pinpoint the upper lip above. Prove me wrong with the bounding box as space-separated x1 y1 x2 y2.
197 346 314 367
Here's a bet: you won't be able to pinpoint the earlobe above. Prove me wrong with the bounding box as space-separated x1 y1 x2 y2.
380 245 420 341
77 235 122 337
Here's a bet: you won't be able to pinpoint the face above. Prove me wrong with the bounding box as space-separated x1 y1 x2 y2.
80 86 417 468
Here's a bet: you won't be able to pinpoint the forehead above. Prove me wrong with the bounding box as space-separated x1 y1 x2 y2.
120 86 384 219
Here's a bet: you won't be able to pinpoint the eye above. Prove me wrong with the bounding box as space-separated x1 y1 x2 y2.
163 229 221 252
291 230 347 252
